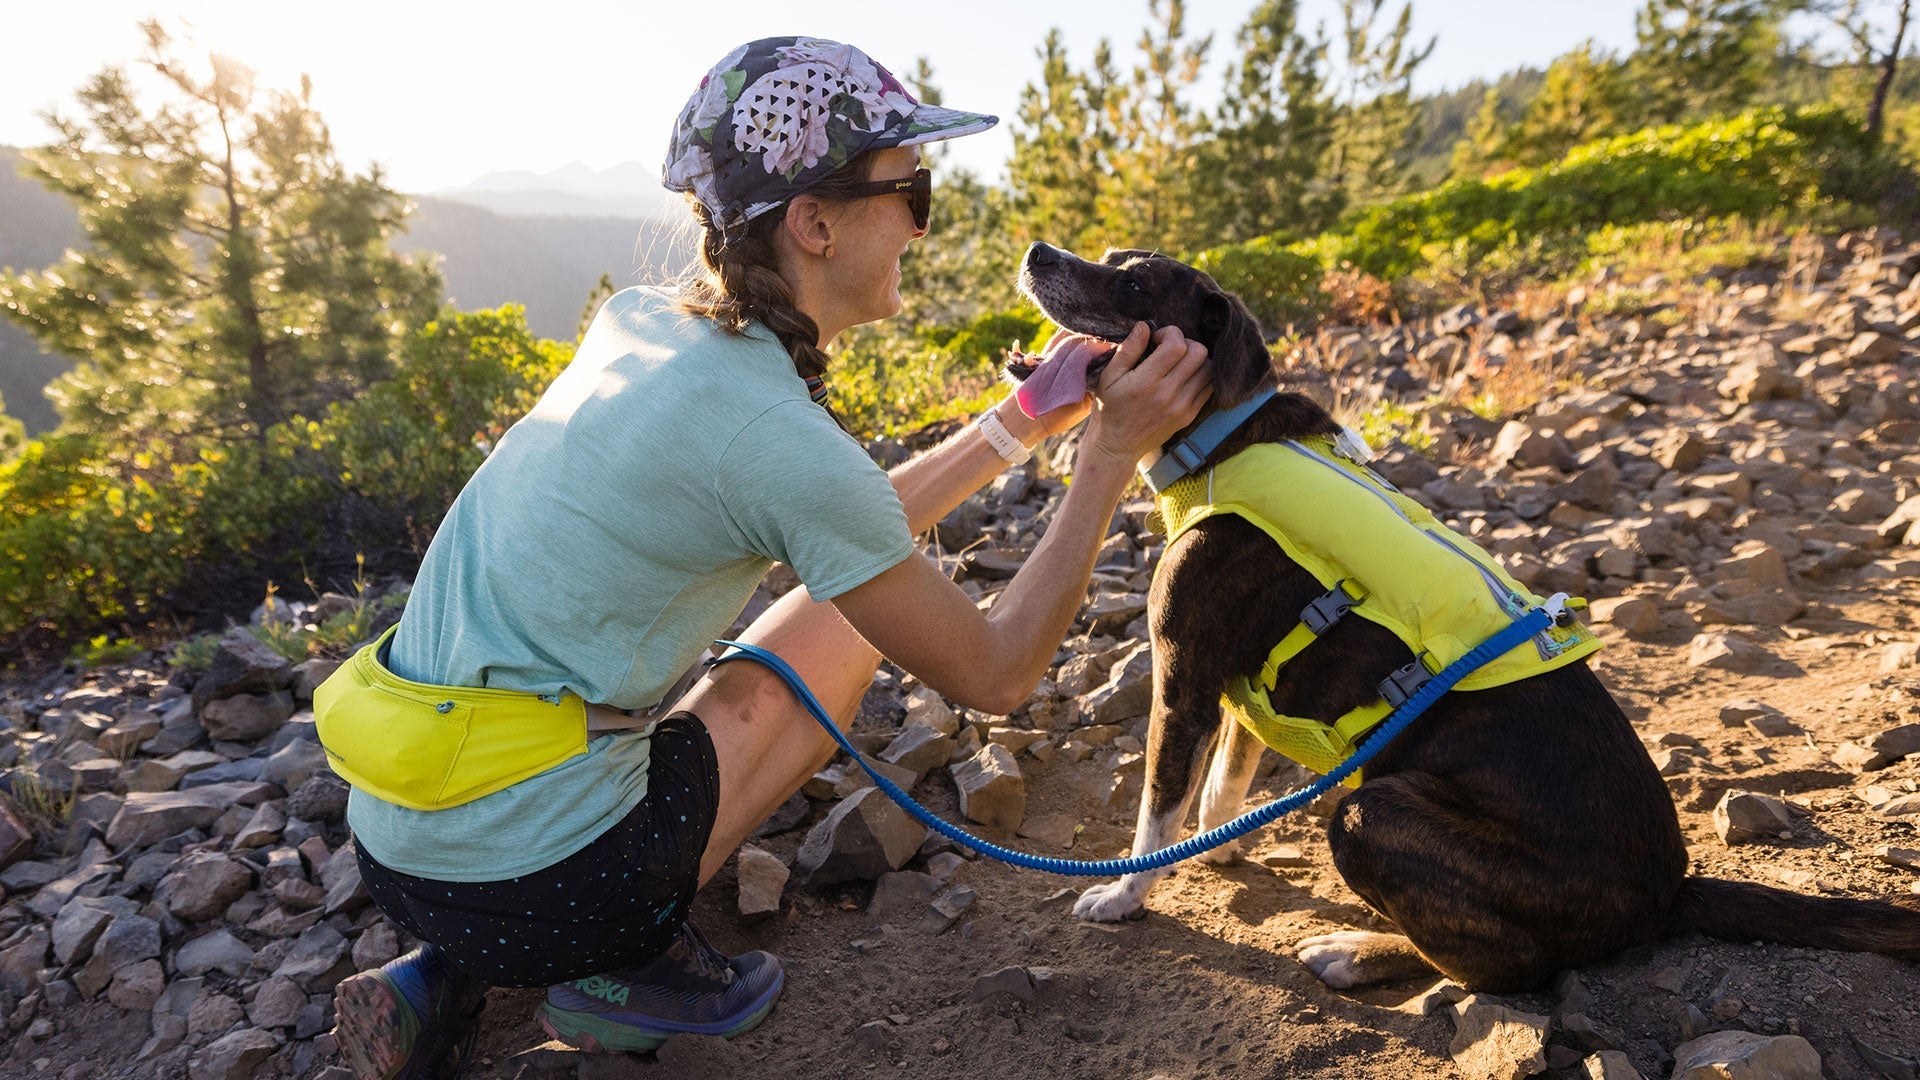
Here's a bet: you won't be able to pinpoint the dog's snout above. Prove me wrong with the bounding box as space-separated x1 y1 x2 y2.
1025 242 1063 268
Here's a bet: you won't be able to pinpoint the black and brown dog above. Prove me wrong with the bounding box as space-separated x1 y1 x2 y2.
1009 240 1920 992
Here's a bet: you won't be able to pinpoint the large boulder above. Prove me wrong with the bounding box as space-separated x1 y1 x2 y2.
105 782 278 849
1670 1031 1820 1080
1447 994 1550 1080
192 628 295 712
200 690 297 742
793 788 927 887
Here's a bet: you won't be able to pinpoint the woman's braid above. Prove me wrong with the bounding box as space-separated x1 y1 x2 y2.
675 150 876 396
686 213 830 383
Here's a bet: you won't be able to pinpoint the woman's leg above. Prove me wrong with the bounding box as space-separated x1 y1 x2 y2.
673 584 884 886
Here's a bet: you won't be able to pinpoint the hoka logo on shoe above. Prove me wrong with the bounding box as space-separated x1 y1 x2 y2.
570 975 630 1006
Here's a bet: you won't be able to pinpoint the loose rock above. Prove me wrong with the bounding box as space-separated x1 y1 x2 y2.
793 788 927 886
1582 1051 1643 1080
1670 1031 1821 1080
736 845 788 923
1713 790 1794 845
949 744 1027 832
1447 994 1550 1080
188 1027 282 1080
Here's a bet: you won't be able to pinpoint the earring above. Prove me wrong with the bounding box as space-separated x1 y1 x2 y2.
824 244 835 259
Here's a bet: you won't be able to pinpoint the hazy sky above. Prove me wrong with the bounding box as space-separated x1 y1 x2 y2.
3 1 1643 198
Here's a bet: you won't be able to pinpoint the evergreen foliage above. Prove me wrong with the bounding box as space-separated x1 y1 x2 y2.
1626 0 1785 126
1330 106 1890 280
0 21 441 457
1322 0 1436 205
1195 0 1339 243
1 4 1917 646
0 306 565 635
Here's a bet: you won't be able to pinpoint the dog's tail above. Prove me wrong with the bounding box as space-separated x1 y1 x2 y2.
1666 876 1920 959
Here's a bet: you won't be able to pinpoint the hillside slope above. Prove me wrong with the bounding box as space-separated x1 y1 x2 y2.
1 230 1917 1080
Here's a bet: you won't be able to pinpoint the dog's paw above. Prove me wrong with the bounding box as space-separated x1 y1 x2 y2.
1191 839 1244 866
1072 879 1147 923
1296 931 1382 989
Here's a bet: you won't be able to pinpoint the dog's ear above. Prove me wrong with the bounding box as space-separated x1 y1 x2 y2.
1197 287 1272 409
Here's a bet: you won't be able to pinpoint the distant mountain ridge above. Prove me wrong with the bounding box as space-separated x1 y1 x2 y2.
0 147 694 436
432 160 674 220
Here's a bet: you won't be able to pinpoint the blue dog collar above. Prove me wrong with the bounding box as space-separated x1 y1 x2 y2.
1140 387 1278 493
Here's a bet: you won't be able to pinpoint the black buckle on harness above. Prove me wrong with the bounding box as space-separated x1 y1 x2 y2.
1378 660 1434 709
1300 583 1359 635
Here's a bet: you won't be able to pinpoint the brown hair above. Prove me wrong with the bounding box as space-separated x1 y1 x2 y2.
674 151 879 389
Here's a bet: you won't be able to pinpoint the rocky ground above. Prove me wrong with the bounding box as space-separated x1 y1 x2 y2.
3 231 1920 1080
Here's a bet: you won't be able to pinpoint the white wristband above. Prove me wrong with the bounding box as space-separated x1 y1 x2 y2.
976 408 1032 465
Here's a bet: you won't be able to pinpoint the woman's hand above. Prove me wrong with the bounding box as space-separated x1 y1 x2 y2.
1082 322 1212 469
1030 330 1097 438
996 329 1094 445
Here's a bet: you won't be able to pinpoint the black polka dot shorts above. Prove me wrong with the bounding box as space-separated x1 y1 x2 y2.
354 711 721 988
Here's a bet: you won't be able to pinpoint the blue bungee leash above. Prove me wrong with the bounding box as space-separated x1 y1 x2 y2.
710 604 1556 877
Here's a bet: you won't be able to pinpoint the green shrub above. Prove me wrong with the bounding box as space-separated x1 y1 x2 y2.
1580 216 1786 281
168 632 221 672
69 634 144 669
1192 236 1327 330
0 305 570 638
827 329 1004 440
1322 106 1903 281
1354 399 1434 454
935 308 1047 375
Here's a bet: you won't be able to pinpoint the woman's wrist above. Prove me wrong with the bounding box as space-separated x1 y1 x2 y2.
992 397 1045 449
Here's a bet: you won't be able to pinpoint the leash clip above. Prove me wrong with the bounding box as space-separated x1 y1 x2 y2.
1541 592 1576 629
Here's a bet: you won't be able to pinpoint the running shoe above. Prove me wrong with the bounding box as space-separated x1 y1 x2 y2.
333 944 489 1079
538 920 784 1052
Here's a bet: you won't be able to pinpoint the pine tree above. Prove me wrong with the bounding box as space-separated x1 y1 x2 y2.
0 391 22 462
1625 0 1782 126
1101 0 1214 250
0 20 441 457
1503 43 1632 165
1814 0 1915 137
1324 0 1436 206
1198 0 1338 241
1449 87 1513 178
1008 29 1107 252
898 59 1022 324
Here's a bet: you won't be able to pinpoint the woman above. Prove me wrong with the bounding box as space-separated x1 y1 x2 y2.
323 35 1210 1079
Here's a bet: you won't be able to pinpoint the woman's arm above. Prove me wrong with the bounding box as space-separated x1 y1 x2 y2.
886 383 1087 537
831 324 1210 714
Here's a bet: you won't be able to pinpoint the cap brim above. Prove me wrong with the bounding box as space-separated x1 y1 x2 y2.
884 103 999 149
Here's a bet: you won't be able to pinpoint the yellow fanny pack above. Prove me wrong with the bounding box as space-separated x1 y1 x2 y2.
312 626 588 810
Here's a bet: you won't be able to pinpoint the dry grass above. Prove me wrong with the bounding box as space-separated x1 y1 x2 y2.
3 766 75 846
1451 341 1583 421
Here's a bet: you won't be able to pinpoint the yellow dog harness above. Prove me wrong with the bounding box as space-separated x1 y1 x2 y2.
312 626 588 810
1151 436 1602 786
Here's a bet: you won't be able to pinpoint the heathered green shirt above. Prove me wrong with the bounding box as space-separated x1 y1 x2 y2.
347 286 913 880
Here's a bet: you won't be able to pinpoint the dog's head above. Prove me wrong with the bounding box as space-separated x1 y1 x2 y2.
1007 242 1272 417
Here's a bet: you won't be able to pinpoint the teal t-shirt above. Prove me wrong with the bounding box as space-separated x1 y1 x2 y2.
347 286 914 880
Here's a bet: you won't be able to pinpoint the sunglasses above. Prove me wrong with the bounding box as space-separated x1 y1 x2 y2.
843 168 932 231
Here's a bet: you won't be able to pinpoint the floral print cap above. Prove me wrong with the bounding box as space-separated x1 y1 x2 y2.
664 36 998 231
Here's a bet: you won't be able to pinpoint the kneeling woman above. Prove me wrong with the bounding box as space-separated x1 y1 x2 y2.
322 35 1211 1079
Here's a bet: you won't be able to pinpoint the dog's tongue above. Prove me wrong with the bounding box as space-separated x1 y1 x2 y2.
1014 334 1114 419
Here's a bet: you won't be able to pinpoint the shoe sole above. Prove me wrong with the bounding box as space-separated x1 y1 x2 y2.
333 969 418 1080
536 970 784 1053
